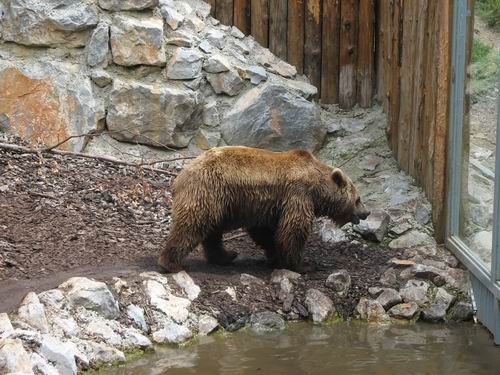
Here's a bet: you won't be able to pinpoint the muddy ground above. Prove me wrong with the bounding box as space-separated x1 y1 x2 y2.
0 139 399 318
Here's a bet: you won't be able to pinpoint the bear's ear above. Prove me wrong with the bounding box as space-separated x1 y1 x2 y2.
332 168 346 188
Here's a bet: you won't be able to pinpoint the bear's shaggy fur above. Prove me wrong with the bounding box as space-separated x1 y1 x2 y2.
158 146 369 272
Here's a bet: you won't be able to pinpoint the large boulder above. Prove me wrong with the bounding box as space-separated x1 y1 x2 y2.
2 0 98 47
221 83 324 151
106 80 201 148
110 15 166 67
0 62 102 151
0 338 33 374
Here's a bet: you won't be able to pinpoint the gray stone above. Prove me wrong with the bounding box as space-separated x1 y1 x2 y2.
399 264 447 287
222 83 324 151
143 279 191 323
205 29 225 49
368 287 384 298
184 76 204 91
379 268 399 288
359 154 384 171
106 79 201 149
167 48 204 79
415 202 432 225
198 315 219 335
166 30 199 47
249 311 286 333
152 322 192 344
400 279 429 306
59 277 119 319
2 0 98 46
202 99 220 126
192 128 221 149
388 302 419 320
278 278 294 302
230 26 245 38
40 335 77 375
0 313 14 339
403 245 437 258
0 338 33 374
123 328 152 349
84 320 122 347
353 210 390 242
240 66 268 85
172 271 201 300
240 273 265 286
388 230 436 250
355 298 389 322
421 304 448 322
74 340 125 366
87 23 109 67
110 15 166 67
18 292 49 333
127 305 148 332
318 221 347 243
99 0 158 11
38 290 66 310
434 288 455 310
444 255 460 268
450 302 474 321
325 270 351 296
199 40 213 53
51 317 80 338
268 61 297 78
390 222 412 236
376 288 402 310
282 79 318 100
161 5 184 30
206 70 244 96
304 289 335 323
270 269 301 284
90 71 113 88
30 352 59 375
185 14 206 33
203 54 231 73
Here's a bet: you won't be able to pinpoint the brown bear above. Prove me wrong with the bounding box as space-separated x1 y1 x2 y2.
158 146 370 273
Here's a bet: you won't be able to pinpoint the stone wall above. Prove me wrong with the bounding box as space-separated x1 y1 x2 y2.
0 0 325 154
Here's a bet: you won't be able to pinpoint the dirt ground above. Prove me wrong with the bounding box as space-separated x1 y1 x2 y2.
0 139 399 317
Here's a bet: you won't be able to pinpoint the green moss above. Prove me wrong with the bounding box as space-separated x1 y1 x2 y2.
470 41 500 99
472 39 492 63
477 0 500 30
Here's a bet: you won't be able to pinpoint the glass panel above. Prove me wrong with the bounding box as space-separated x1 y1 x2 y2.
459 1 500 270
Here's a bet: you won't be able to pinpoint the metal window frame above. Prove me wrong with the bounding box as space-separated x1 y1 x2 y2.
446 0 500 344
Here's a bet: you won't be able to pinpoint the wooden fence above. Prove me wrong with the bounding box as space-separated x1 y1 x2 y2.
205 0 376 108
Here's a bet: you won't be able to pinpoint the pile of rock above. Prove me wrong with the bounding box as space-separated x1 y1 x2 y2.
0 0 325 156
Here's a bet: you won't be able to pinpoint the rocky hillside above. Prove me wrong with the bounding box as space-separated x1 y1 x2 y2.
0 0 324 158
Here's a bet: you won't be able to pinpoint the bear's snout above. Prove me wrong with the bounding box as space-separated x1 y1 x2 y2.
358 211 370 220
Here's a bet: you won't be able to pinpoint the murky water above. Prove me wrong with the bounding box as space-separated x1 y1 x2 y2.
106 322 500 375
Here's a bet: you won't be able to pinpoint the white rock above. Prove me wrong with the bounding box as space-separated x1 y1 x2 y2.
0 338 34 374
40 335 77 375
185 14 206 32
30 352 59 375
304 289 335 323
205 29 225 49
167 47 204 79
318 221 347 243
144 280 191 323
172 271 201 300
197 315 219 335
225 287 237 301
59 277 120 319
123 328 153 349
18 292 50 333
38 290 66 310
127 305 148 332
84 320 122 347
270 269 301 284
230 26 245 38
64 341 90 370
0 313 14 339
73 339 125 366
152 322 192 344
203 54 231 73
199 40 213 53
52 317 80 337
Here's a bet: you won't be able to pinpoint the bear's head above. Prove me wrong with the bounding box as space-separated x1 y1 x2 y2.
319 168 370 226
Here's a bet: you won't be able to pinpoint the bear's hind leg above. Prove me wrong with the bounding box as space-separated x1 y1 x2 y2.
202 231 238 266
247 227 278 266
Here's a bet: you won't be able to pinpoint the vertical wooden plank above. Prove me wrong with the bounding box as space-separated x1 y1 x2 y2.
376 0 387 106
339 0 358 109
357 0 375 107
269 0 288 60
304 0 322 90
234 0 250 34
321 0 341 103
216 0 234 25
206 0 216 17
251 0 269 47
287 0 305 74
383 0 393 114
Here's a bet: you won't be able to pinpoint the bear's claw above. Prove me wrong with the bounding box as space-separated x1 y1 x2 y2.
157 255 184 273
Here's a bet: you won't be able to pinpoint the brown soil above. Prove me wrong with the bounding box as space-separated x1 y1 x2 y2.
0 141 399 319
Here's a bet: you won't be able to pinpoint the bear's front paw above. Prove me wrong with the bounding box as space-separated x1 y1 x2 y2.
158 255 184 273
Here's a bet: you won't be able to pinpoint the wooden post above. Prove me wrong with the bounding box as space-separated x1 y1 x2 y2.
234 0 250 34
321 0 341 103
206 0 216 17
251 0 270 47
339 0 358 109
357 0 375 108
216 0 234 25
269 0 288 60
304 0 322 91
389 0 403 155
287 0 305 74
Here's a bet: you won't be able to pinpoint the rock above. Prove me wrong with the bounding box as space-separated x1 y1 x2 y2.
353 210 390 242
192 128 221 149
450 302 474 321
399 264 447 287
249 311 286 333
270 269 301 284
359 154 384 171
38 290 66 310
376 288 402 310
51 317 80 338
30 352 59 375
2 0 97 46
185 14 206 33
161 5 185 30
85 320 122 347
278 278 294 304
421 304 448 322
205 29 225 49
59 277 119 319
202 99 220 126
127 305 148 332
203 54 231 73
389 259 416 267
0 63 101 152
388 302 419 320
379 268 399 288
40 335 77 375
167 48 204 79
325 270 351 296
110 15 165 67
282 79 318 100
240 273 266 286
199 40 213 53
90 71 113 87
206 70 244 96
17 292 49 333
230 26 245 38
64 342 89 370
123 328 152 349
166 30 199 47
99 0 158 11
444 255 459 268
0 338 33 374
318 221 347 243
184 76 204 91
390 222 412 236
403 245 437 258
106 79 201 149
368 287 384 298
75 340 125 366
198 315 219 335
144 280 191 323
172 271 201 300
304 289 335 323
225 286 237 301
152 322 192 344
221 83 324 151
0 313 14 339
389 230 436 250
269 61 297 78
239 66 268 85
400 279 429 306
434 288 455 310
415 202 432 225
87 23 110 67
355 298 389 322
